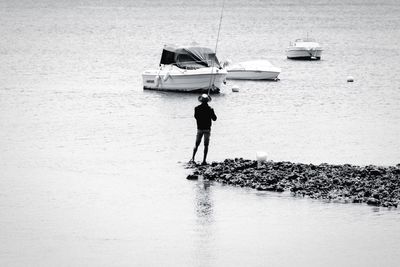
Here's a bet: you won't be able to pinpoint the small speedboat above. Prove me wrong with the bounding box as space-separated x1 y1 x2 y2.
226 60 281 80
286 38 323 60
142 45 227 93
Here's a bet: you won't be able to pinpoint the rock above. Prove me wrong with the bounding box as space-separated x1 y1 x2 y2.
257 185 267 191
266 176 278 185
299 175 308 182
367 198 380 206
186 174 198 180
392 168 400 174
287 172 299 180
369 169 382 176
364 190 372 197
372 192 381 199
380 190 389 198
185 158 400 208
276 185 285 192
343 179 355 186
291 184 304 192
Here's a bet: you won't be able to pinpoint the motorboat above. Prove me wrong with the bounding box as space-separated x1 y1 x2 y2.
286 37 323 60
142 45 227 93
226 60 281 80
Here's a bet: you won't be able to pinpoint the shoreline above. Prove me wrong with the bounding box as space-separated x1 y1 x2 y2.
186 158 400 208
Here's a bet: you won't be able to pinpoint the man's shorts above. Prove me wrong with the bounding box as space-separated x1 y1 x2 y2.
195 129 211 146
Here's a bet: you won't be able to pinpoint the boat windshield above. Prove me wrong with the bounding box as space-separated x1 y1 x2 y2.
160 46 221 69
296 38 316 42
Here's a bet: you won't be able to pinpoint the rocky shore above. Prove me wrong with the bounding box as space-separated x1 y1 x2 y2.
186 158 400 208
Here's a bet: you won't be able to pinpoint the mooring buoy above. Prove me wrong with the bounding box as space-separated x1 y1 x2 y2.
232 85 239 92
347 76 354 82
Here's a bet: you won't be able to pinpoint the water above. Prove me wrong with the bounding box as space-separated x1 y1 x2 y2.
1 0 400 266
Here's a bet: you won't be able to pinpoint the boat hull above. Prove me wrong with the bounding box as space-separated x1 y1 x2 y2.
226 60 281 80
142 67 227 93
227 70 280 80
286 48 323 60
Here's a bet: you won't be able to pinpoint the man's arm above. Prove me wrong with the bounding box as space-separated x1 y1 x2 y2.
210 108 217 121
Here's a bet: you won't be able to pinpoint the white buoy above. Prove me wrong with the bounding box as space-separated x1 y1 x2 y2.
232 85 240 92
347 76 354 82
256 151 267 168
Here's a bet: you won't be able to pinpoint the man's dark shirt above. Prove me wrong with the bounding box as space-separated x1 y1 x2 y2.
194 103 217 130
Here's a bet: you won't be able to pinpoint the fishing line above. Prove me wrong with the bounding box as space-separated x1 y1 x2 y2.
207 0 226 95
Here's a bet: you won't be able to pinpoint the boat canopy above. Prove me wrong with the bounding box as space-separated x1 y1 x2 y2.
160 46 221 69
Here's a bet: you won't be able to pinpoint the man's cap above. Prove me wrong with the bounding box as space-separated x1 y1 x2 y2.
198 94 212 102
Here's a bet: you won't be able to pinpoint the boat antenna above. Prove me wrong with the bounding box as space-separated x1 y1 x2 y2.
207 0 226 95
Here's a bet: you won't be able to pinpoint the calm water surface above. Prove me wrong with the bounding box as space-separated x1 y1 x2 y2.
1 0 400 266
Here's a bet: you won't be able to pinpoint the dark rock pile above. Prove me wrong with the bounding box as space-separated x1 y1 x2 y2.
186 158 400 208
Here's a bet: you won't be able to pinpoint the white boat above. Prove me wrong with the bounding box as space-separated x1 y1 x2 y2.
226 60 281 80
286 38 323 60
142 46 227 93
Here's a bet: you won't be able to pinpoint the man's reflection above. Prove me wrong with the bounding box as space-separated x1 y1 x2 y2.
194 180 215 266
195 180 214 223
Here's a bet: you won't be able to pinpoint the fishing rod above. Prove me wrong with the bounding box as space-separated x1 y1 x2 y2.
207 0 226 96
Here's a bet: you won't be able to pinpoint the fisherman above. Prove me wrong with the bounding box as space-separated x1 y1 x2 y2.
191 94 217 165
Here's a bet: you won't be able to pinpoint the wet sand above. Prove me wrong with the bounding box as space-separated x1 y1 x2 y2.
187 159 400 208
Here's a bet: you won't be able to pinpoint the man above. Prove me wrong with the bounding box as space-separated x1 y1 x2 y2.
191 94 217 165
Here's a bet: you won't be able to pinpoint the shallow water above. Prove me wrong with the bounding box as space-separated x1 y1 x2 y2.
1 0 400 266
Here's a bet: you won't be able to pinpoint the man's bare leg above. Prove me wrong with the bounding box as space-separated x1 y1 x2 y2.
202 145 208 165
191 145 199 162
